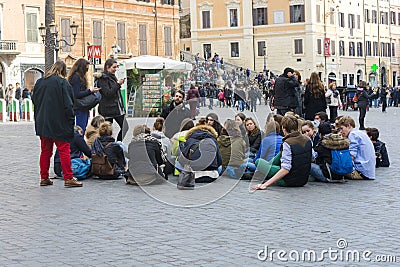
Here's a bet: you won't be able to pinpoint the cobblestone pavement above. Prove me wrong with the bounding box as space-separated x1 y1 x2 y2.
0 104 399 266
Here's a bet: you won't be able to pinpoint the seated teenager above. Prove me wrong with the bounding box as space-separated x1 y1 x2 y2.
217 119 246 178
336 116 375 180
244 117 262 159
366 127 390 168
301 120 320 148
251 115 312 190
171 118 195 175
92 122 127 179
179 124 222 183
126 124 166 185
151 117 174 178
85 115 105 148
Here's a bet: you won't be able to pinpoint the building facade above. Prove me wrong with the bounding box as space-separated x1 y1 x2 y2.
185 0 400 87
0 1 45 90
55 0 181 71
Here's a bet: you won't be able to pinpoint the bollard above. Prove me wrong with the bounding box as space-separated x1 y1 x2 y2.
0 99 6 122
22 99 33 122
9 99 20 122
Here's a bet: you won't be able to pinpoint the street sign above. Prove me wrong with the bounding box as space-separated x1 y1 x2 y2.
87 45 102 65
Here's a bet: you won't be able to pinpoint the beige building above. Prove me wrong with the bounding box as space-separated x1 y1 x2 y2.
0 1 45 90
184 0 400 87
55 0 181 71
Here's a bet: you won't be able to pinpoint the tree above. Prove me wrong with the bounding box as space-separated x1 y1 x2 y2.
45 0 55 72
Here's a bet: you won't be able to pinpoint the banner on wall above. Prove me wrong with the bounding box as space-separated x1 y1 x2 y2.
324 38 331 56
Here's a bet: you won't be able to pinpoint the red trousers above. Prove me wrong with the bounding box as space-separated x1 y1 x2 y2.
40 136 73 180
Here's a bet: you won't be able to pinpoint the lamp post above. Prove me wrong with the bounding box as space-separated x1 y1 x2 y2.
263 44 267 74
112 45 121 60
38 20 78 62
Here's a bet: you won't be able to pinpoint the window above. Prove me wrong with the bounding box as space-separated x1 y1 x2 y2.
93 21 102 46
392 43 396 57
316 5 321 23
164 26 172 56
365 9 370 23
229 9 238 27
348 14 355 29
386 43 391 57
202 10 211 29
349 42 355 56
391 11 396 24
366 41 371 56
253 8 268 26
381 42 385 57
117 22 126 54
258 41 266 56
139 24 147 55
61 18 71 52
398 13 400 25
231 42 239 57
330 11 334 24
161 0 174 5
339 13 345 27
317 39 322 54
380 12 388 24
339 40 345 56
26 10 38 42
357 15 361 29
372 10 377 23
342 74 348 86
294 39 303 54
373 41 378 56
290 5 305 23
203 44 211 60
331 40 336 55
349 74 355 85
357 42 363 57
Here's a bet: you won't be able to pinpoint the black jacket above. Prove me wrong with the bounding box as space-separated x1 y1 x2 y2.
70 130 92 159
96 71 125 118
32 75 75 142
96 135 126 169
304 87 327 120
248 130 262 154
273 75 299 109
161 101 191 138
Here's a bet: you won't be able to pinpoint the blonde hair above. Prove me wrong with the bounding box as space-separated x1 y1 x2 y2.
45 61 67 79
98 121 113 136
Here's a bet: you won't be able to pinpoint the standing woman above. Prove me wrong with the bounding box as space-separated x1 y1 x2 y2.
96 58 126 141
32 61 82 187
293 70 303 117
325 82 342 123
304 72 327 120
355 81 370 130
67 58 99 132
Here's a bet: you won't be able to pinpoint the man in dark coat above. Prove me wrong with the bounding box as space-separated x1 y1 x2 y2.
161 90 191 138
32 61 82 187
273 67 300 115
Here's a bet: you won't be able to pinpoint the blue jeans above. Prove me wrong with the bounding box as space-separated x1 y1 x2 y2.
373 98 379 108
238 100 245 111
75 110 89 133
309 163 328 182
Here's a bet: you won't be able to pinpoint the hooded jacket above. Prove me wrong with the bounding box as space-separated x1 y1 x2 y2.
180 124 222 171
217 135 246 168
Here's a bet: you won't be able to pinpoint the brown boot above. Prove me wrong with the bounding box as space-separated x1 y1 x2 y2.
64 178 83 187
40 178 53 186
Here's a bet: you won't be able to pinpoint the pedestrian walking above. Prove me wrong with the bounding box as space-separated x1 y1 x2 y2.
32 61 82 187
96 58 126 141
380 86 388 112
187 84 200 120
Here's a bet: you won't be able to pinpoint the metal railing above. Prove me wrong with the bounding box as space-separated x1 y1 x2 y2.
0 40 17 51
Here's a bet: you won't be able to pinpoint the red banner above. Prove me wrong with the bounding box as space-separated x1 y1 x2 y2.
324 38 331 56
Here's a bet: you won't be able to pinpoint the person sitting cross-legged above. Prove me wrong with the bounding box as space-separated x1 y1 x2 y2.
251 115 312 190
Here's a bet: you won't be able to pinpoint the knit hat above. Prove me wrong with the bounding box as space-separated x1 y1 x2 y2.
206 113 219 122
318 122 332 136
179 118 194 131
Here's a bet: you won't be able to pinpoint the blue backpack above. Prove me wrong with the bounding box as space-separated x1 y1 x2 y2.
329 149 354 175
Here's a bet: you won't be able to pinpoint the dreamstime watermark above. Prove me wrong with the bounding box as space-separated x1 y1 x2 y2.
257 239 397 263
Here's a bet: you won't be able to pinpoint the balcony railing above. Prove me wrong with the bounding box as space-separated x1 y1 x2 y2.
0 40 18 52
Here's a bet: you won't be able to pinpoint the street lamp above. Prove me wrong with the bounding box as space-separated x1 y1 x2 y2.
38 20 78 61
112 45 121 60
263 44 267 74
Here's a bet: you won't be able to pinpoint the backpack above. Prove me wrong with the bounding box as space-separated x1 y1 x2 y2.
329 149 354 175
71 158 91 180
91 139 115 177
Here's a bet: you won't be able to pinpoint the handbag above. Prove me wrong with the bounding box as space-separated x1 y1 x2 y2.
74 93 100 110
177 142 200 190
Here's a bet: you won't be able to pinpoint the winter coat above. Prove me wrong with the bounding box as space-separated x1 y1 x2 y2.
128 133 165 185
255 132 283 162
69 73 92 111
217 135 246 168
70 129 92 159
248 130 262 154
304 87 327 120
325 88 342 107
273 75 300 109
96 135 126 170
180 124 222 171
85 124 99 149
32 75 75 142
96 71 125 118
187 87 200 101
151 130 173 162
356 89 371 108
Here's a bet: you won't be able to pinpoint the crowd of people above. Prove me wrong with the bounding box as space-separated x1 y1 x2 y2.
32 59 390 190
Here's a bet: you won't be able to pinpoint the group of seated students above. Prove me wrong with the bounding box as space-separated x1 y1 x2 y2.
59 110 390 189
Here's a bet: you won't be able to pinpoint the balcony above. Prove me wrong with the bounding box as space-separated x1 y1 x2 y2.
0 40 20 55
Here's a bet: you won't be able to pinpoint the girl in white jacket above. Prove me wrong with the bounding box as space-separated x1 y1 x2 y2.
325 82 342 123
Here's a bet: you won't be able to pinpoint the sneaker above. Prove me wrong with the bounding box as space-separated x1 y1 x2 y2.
64 178 83 187
125 175 138 185
345 170 363 180
40 178 53 186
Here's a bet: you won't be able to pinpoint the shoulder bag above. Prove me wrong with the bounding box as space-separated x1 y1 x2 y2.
177 142 200 190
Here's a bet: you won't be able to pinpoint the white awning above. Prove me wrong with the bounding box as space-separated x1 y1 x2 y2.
122 55 192 71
